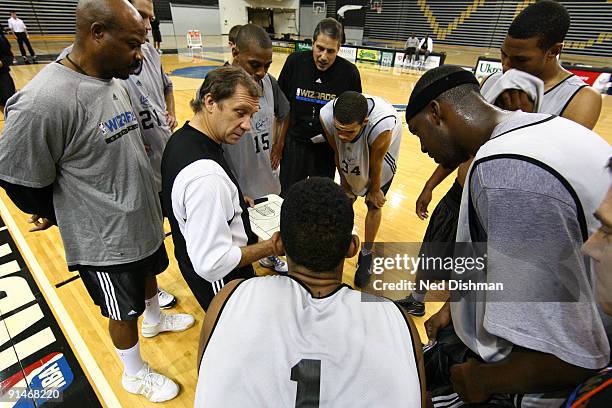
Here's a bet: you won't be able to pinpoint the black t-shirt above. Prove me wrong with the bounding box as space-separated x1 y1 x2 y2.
278 51 362 143
0 32 13 74
150 18 161 34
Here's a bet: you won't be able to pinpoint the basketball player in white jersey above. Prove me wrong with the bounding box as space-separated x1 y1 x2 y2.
196 177 425 407
223 24 290 274
319 91 401 288
400 0 603 315
407 65 610 408
50 0 178 308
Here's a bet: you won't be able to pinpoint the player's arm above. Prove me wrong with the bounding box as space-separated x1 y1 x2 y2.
197 279 244 369
397 306 427 407
561 86 602 130
415 164 456 220
270 75 290 169
321 115 351 195
162 69 178 130
0 181 56 224
366 130 392 208
271 116 289 170
450 348 597 404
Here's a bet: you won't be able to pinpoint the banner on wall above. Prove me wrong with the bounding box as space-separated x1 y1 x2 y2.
357 48 381 62
339 46 357 63
381 51 395 67
568 69 611 94
296 42 312 52
474 57 503 81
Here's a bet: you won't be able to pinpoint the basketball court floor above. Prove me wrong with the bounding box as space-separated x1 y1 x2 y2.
0 38 611 407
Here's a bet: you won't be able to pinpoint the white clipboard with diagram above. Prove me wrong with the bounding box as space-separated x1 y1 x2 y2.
248 194 283 240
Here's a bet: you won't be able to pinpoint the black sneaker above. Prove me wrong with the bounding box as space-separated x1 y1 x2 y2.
397 296 425 317
354 251 373 288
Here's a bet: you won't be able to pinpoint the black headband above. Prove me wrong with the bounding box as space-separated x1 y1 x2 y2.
405 70 479 122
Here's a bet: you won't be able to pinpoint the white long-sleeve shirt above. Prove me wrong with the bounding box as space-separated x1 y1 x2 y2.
170 159 248 283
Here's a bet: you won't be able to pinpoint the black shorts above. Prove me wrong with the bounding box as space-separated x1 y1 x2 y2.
78 245 169 321
280 136 336 197
0 72 16 108
404 47 416 56
152 31 162 43
359 177 393 198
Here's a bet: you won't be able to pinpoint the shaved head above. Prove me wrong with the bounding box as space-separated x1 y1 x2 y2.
71 0 146 80
75 0 142 40
235 24 272 53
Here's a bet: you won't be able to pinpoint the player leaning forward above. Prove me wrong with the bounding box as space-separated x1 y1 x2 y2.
320 91 401 287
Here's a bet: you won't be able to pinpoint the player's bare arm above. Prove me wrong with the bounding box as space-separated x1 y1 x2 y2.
561 86 602 130
321 116 354 197
367 129 392 208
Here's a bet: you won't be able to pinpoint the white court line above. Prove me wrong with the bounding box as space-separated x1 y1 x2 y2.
0 199 121 408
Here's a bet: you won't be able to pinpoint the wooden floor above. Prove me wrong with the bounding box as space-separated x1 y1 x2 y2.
1 47 611 407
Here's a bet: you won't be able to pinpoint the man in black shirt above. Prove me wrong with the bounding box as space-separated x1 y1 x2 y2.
276 18 362 196
0 22 15 116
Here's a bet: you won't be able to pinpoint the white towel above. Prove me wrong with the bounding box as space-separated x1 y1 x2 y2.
481 68 544 113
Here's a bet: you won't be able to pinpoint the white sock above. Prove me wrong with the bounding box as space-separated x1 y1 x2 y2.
143 292 161 325
116 341 145 377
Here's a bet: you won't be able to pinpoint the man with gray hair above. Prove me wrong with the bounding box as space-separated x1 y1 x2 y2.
162 66 279 312
0 0 194 402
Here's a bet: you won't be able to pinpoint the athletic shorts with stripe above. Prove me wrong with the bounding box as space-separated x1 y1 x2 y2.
78 245 169 321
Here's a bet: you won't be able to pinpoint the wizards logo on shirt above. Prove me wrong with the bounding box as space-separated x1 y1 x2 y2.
254 117 270 132
98 111 140 144
140 94 152 109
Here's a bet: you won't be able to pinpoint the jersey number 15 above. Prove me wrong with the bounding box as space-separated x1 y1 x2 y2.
254 133 270 153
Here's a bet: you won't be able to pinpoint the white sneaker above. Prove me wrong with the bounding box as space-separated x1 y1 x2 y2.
141 312 195 338
122 363 179 402
158 288 177 309
259 256 288 274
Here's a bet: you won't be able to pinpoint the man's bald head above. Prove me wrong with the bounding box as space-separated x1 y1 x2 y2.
75 0 143 39
72 0 146 80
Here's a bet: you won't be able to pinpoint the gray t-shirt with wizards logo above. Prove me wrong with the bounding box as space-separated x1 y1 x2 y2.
0 62 164 267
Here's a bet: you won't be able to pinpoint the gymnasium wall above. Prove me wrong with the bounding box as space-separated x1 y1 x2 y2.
362 0 612 59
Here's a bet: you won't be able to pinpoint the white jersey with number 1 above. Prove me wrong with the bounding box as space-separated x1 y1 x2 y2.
196 275 422 407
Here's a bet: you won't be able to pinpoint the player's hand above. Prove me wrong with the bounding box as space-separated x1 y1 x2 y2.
270 143 283 170
495 89 535 113
27 214 52 232
424 301 451 345
416 187 433 220
450 358 489 403
366 189 386 208
143 143 152 154
165 111 178 131
243 196 255 207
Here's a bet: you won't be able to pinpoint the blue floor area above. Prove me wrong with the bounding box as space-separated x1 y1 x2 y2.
170 64 220 78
